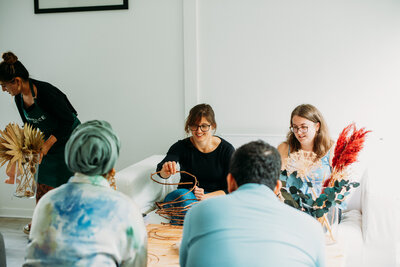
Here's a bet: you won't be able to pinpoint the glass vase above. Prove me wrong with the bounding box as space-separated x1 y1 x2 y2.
322 206 339 245
14 153 40 198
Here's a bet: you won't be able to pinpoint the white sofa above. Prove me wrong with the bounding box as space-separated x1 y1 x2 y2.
115 155 180 224
115 138 398 267
335 138 398 267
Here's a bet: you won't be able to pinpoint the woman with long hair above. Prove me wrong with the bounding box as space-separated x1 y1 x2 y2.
277 104 334 195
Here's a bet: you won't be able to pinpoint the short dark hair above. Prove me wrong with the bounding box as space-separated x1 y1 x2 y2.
229 140 281 190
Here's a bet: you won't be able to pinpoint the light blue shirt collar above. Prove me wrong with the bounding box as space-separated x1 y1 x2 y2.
235 183 278 200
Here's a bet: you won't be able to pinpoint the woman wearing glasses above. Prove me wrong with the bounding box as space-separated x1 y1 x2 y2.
277 104 334 196
156 104 235 224
0 52 80 234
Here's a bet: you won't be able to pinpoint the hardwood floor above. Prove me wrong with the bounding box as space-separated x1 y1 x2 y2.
0 217 31 267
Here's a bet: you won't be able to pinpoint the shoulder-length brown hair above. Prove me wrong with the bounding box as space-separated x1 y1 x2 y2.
184 103 217 134
286 104 333 159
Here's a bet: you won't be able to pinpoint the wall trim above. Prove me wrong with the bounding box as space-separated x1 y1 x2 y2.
183 0 199 116
220 133 286 148
0 207 34 218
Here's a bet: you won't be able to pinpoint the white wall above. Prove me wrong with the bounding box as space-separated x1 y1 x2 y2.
0 0 185 217
192 0 400 140
1 0 399 217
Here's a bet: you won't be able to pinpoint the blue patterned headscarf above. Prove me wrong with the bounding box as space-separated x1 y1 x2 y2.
65 120 121 176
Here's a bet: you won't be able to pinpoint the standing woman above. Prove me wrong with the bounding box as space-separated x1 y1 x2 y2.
277 104 334 196
156 104 235 223
0 52 80 233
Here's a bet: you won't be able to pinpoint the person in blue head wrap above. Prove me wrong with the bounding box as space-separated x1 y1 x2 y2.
24 120 148 267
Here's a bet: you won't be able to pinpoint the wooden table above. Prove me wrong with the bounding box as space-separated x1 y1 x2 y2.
146 224 344 267
147 224 182 267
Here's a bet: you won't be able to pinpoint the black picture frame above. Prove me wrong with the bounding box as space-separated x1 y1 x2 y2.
34 0 128 14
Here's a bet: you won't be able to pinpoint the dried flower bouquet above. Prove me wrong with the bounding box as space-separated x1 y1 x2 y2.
0 123 44 197
280 123 370 242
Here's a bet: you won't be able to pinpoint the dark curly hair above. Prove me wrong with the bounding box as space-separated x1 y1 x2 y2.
229 140 281 190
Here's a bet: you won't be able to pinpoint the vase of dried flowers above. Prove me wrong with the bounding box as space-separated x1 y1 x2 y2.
13 153 40 198
1 123 44 198
319 206 339 245
280 123 369 244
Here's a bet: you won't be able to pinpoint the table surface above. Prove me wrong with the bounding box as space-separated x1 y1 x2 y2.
146 224 344 267
147 224 183 267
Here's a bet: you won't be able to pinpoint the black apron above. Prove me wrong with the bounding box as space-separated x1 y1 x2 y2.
20 80 80 187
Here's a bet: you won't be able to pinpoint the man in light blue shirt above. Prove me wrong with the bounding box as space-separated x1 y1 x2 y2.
180 140 325 267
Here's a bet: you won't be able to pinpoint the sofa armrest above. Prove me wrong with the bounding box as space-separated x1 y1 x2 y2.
361 168 397 245
115 155 179 214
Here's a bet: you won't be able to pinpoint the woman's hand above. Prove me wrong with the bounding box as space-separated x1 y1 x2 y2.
4 161 16 184
195 188 226 201
194 186 205 201
160 161 177 178
39 135 57 163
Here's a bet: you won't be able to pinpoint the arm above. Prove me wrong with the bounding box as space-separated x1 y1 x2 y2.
121 235 147 267
277 142 289 169
158 161 178 178
5 161 16 184
179 209 192 267
220 141 235 194
40 135 57 163
156 141 182 178
35 82 77 141
121 204 148 267
201 190 225 200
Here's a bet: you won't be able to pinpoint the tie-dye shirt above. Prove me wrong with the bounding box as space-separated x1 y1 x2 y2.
24 173 147 267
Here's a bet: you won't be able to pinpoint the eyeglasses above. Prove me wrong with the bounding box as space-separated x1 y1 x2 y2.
290 126 309 133
0 79 15 89
189 124 211 132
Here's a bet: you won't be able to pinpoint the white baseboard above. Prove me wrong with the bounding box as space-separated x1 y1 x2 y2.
0 207 34 218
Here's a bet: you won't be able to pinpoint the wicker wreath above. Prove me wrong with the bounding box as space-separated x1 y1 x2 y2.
150 170 198 225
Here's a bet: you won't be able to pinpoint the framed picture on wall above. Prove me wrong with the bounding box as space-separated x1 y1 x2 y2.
34 0 128 14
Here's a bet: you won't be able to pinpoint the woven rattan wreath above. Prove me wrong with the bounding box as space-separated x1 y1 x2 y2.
150 171 198 225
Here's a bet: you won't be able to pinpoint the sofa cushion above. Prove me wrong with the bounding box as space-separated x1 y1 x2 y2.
337 210 364 267
116 155 179 214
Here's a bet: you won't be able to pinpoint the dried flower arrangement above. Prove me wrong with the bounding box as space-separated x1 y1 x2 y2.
280 123 370 242
0 123 44 197
324 123 370 188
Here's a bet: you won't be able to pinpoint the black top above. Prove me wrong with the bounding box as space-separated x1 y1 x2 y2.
14 79 78 142
157 137 235 193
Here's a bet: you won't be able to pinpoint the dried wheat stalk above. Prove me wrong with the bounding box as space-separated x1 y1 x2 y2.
0 123 44 197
